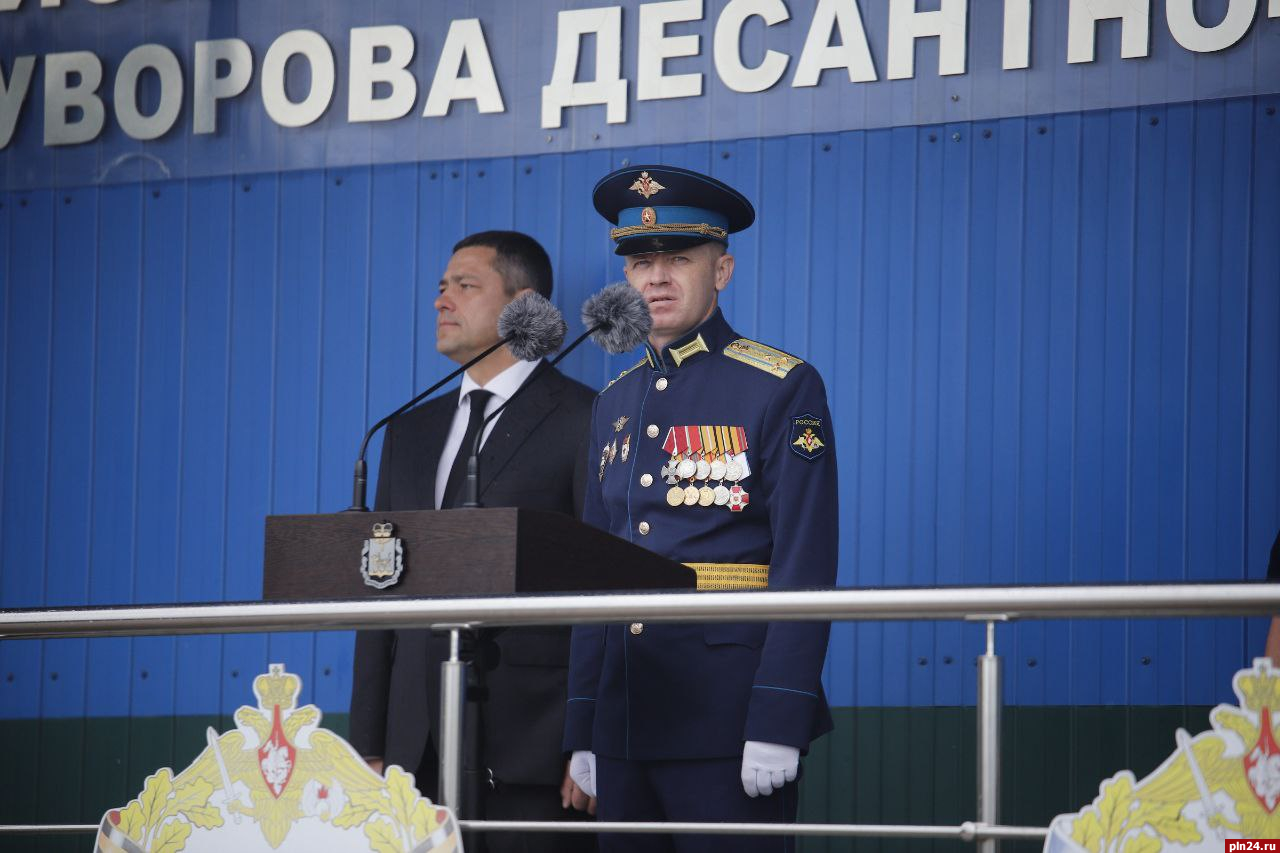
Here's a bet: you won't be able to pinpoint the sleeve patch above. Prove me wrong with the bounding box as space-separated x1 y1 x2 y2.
790 414 827 460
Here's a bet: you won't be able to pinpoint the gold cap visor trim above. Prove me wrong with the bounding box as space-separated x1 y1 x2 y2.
611 222 729 241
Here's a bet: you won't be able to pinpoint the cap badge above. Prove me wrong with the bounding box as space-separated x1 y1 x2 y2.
641 207 657 226
630 171 666 200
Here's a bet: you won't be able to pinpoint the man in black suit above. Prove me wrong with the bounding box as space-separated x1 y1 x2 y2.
350 230 597 852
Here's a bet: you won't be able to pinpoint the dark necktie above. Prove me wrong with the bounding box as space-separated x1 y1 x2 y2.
443 389 494 508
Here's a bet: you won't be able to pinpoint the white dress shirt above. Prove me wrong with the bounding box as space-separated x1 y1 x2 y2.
434 358 541 509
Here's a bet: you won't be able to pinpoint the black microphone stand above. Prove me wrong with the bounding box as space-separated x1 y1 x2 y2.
346 337 511 512
460 325 602 508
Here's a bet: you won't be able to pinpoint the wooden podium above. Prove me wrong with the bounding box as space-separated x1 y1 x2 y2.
262 507 694 819
262 507 696 599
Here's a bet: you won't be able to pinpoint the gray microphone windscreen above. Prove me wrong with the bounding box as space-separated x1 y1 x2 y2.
581 283 652 354
498 292 567 361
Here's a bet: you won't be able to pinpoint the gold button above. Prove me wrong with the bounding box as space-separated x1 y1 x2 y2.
630 623 644 635
640 473 653 487
655 377 668 391
646 424 659 439
638 521 650 535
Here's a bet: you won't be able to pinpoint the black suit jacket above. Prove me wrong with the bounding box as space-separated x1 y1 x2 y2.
349 360 595 787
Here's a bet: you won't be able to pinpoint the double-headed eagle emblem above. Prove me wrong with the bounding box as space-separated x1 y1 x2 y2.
1044 658 1280 851
629 171 665 199
95 664 460 852
793 428 825 454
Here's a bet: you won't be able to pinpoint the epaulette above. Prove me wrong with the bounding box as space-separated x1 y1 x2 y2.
602 357 648 393
722 338 804 379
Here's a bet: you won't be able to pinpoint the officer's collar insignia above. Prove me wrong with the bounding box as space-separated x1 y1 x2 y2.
629 171 665 199
670 334 709 367
790 414 827 460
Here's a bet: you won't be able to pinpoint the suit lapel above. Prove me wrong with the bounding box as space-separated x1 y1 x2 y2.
478 363 561 497
419 391 460 510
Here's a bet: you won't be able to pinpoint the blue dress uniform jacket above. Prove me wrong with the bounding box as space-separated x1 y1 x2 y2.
564 307 838 761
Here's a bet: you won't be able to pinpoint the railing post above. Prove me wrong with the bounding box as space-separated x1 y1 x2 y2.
439 628 466 812
977 620 1002 853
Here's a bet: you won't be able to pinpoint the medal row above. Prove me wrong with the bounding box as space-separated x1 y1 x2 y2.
664 481 749 511
660 426 751 512
600 421 753 512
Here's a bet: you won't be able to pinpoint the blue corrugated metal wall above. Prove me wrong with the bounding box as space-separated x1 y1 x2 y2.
1 95 1277 721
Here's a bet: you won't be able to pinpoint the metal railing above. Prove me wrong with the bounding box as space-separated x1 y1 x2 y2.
2 582 1276 849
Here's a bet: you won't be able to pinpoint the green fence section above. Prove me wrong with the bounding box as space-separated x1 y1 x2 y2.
0 706 1213 852
799 706 1214 852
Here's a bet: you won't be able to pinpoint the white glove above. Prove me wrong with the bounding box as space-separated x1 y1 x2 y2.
740 740 799 798
569 750 597 798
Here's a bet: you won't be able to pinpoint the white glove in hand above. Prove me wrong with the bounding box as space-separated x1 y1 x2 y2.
740 740 799 798
569 750 597 798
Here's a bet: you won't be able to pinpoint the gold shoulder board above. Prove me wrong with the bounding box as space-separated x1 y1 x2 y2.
603 358 648 393
722 338 804 379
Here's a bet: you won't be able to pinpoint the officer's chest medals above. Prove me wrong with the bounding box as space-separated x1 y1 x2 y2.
600 416 630 481
660 425 750 512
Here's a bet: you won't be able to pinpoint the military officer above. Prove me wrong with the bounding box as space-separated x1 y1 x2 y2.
564 165 839 852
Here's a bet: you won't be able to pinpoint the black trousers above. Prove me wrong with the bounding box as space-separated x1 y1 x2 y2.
413 743 597 853
595 756 798 853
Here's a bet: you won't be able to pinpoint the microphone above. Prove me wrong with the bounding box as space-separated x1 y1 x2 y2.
347 292 567 512
498 290 569 360
460 284 651 507
580 282 652 354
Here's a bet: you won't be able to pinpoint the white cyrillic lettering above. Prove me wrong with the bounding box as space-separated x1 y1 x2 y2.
0 56 35 149
794 0 877 86
1003 0 1031 69
1 0 123 8
193 39 252 135
349 25 417 122
261 30 335 128
423 18 504 117
1067 0 1150 63
113 44 183 141
44 51 104 145
0 0 118 8
638 0 703 101
1167 0 1255 53
541 6 628 129
887 0 968 79
714 0 790 93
